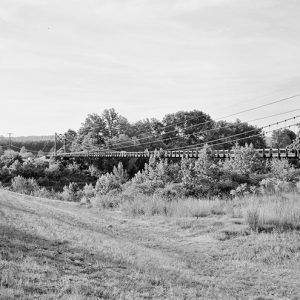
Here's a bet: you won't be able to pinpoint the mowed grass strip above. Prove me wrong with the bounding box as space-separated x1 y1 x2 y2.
1 191 300 299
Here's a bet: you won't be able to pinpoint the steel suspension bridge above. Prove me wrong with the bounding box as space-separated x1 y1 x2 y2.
10 93 297 160
53 99 300 160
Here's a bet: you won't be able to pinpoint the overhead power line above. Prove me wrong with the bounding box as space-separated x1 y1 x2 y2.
59 93 300 153
74 115 299 154
105 111 300 151
98 94 300 150
190 123 295 151
168 115 300 151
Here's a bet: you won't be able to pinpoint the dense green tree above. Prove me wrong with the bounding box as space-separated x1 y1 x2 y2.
208 119 266 149
101 108 131 138
0 150 22 167
162 110 214 148
102 108 119 138
271 129 297 148
75 113 107 149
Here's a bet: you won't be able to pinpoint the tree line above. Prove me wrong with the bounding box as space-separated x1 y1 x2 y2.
1 108 298 156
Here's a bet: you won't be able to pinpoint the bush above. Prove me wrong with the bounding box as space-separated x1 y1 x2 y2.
95 173 121 195
91 192 122 209
259 178 295 194
0 150 22 167
153 183 185 200
82 183 95 201
180 146 220 197
11 176 39 195
95 162 127 195
269 159 298 181
222 144 263 176
60 182 80 201
8 160 23 177
230 183 258 198
33 187 59 199
45 161 63 179
127 154 180 196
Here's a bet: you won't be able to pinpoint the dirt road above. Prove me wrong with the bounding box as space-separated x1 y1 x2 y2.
0 190 299 299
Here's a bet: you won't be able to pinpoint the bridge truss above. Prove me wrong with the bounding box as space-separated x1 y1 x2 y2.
53 111 300 160
54 147 299 160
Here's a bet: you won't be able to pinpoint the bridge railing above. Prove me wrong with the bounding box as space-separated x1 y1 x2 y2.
54 148 299 159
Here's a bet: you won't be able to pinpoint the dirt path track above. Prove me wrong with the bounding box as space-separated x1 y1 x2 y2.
1 191 299 299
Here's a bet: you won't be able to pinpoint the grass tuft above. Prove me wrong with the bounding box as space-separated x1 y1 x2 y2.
121 195 226 218
242 194 300 232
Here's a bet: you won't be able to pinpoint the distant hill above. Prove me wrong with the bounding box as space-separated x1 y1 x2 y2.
0 135 54 142
0 136 55 154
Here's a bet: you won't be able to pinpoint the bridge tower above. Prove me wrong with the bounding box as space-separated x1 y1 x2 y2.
54 133 67 156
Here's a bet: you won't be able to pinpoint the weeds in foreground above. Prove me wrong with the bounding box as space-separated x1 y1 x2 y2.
243 194 300 232
91 191 300 234
120 195 226 218
232 231 300 265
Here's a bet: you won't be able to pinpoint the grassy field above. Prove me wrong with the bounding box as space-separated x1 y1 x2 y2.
0 190 300 299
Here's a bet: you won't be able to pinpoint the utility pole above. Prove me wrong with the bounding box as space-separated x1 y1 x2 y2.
54 133 57 156
63 135 67 153
7 133 12 151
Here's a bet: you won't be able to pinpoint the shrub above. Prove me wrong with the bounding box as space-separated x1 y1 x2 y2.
45 161 62 179
153 183 185 200
112 162 128 184
22 158 49 178
129 179 165 195
82 183 95 200
60 182 80 201
33 187 59 199
230 183 258 198
91 192 122 209
95 173 121 195
88 164 101 177
269 159 298 181
127 154 180 196
259 178 295 195
0 150 22 167
222 144 262 176
95 162 127 195
8 160 23 177
180 146 220 197
11 175 39 195
66 162 81 175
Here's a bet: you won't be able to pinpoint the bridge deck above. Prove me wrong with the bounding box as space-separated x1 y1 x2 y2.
55 148 299 159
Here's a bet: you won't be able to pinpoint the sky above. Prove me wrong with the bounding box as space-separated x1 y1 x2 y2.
0 0 300 136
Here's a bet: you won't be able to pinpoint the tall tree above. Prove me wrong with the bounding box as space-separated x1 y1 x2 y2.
271 129 297 148
102 108 120 138
76 113 107 149
162 110 214 148
208 119 266 149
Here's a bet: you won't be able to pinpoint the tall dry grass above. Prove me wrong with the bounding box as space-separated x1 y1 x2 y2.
118 191 300 233
120 195 226 218
241 193 300 231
